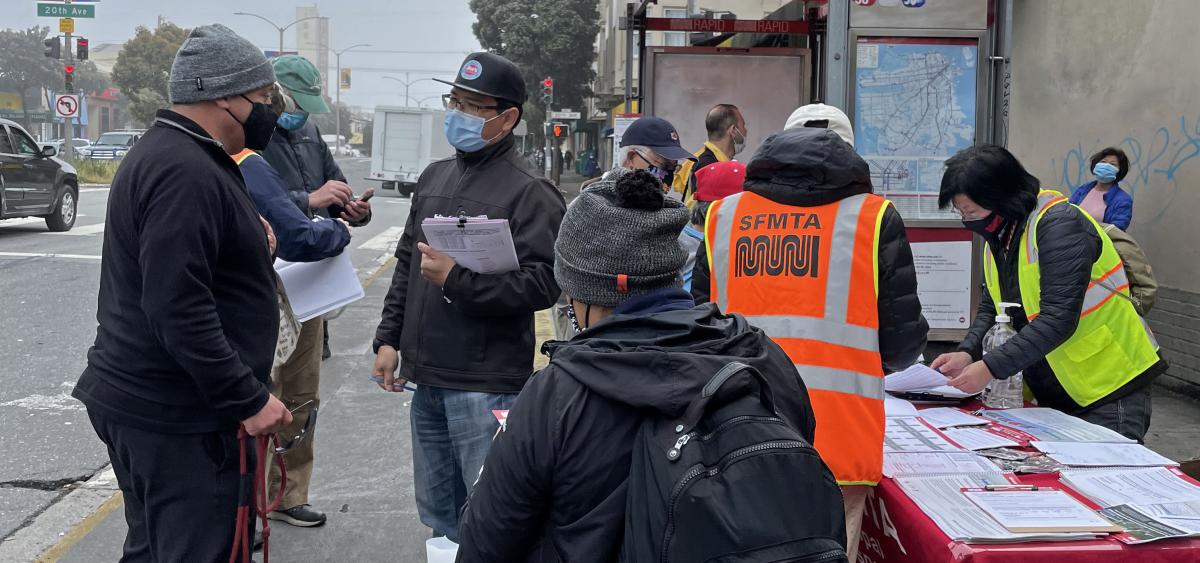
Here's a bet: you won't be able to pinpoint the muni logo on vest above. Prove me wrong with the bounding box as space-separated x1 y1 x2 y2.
734 212 823 278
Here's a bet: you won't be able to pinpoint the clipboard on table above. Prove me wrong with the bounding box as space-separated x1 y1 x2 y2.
961 487 1124 533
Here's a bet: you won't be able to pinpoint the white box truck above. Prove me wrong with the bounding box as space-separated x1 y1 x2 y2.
368 107 453 197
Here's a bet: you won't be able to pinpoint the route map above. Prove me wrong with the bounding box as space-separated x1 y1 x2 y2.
854 37 978 220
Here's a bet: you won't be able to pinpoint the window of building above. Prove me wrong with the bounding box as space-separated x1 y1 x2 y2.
664 8 687 47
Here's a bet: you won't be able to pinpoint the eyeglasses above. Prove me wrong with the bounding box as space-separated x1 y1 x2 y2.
634 150 677 174
275 401 318 454
442 94 499 115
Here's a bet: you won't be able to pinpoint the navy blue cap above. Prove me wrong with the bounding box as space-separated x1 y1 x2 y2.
434 52 527 105
619 117 696 162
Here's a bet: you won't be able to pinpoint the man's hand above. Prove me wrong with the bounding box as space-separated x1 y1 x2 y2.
417 242 456 288
340 188 374 223
930 351 973 379
259 216 277 256
309 180 353 209
373 345 406 393
242 394 293 436
948 360 994 394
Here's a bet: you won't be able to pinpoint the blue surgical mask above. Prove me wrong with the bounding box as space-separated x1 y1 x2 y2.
276 111 309 131
1093 162 1119 183
444 109 504 153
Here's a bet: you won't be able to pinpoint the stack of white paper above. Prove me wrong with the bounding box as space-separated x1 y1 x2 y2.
1059 467 1200 508
884 394 919 418
884 418 962 453
963 489 1121 533
1032 441 1176 467
1099 504 1200 544
885 364 972 398
920 407 990 429
883 451 1001 478
422 216 520 274
980 408 1136 443
275 252 365 322
943 427 1021 451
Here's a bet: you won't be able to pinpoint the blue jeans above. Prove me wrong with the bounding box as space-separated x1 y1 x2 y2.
411 385 515 541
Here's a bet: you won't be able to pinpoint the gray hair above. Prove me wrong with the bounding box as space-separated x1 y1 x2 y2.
619 144 650 167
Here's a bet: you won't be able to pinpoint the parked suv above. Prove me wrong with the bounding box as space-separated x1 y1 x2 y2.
1 119 78 231
88 129 144 160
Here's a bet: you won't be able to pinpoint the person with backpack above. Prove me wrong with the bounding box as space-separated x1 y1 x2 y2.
455 169 846 563
932 145 1166 442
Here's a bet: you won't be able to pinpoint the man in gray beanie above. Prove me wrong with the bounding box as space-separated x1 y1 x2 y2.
74 23 291 561
455 169 826 561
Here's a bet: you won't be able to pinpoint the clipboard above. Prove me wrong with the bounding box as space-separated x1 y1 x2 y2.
961 487 1124 533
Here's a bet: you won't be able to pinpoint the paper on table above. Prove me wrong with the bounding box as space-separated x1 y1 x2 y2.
920 407 990 429
942 427 1021 451
885 417 962 453
1032 441 1177 467
274 252 365 322
422 217 520 274
883 451 1001 478
885 394 919 418
1059 467 1200 508
895 474 1100 543
885 364 951 392
963 489 1122 533
1135 499 1200 521
981 408 1136 443
1099 504 1200 544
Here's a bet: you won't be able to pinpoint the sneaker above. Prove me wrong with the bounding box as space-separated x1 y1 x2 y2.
321 342 332 361
268 504 327 528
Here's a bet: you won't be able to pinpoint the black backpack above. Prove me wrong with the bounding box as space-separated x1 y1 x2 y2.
621 362 848 563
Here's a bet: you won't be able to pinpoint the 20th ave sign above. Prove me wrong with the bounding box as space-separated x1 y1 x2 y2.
642 18 808 35
37 3 96 18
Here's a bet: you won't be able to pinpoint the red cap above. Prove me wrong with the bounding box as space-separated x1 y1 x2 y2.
693 161 746 202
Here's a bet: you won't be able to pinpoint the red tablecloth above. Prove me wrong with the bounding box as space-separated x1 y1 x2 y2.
858 404 1200 562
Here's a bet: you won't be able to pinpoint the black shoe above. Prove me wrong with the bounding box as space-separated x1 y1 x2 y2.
268 504 327 528
321 342 331 360
253 530 263 551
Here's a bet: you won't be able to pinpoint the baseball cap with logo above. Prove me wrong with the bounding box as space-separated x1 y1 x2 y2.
272 55 331 114
618 117 696 162
434 52 527 105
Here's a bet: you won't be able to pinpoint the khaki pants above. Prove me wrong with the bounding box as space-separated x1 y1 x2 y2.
267 317 323 510
842 484 869 562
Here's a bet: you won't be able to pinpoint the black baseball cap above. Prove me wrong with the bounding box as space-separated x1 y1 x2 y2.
434 52 527 105
618 117 697 162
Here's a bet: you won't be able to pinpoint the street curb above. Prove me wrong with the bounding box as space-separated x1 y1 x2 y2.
0 467 121 563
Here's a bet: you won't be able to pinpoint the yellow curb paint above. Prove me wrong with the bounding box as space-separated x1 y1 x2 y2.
35 491 124 563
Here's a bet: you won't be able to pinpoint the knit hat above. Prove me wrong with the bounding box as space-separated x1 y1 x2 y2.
168 24 276 104
784 103 855 146
555 169 690 307
693 161 746 202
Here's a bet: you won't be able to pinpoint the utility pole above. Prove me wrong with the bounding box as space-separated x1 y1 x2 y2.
331 43 370 156
233 12 322 56
61 0 74 164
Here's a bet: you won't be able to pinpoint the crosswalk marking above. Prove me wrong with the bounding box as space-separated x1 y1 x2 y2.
48 222 106 236
357 226 404 252
0 218 44 229
0 251 102 260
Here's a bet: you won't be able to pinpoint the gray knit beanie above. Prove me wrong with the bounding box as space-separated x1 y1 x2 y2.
555 169 690 307
168 24 276 104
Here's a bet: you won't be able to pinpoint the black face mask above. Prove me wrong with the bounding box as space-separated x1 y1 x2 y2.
962 213 1006 238
226 95 277 151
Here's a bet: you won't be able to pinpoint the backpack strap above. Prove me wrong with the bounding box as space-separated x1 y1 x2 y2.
680 362 778 434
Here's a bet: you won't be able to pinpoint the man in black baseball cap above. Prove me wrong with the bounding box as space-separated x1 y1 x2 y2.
616 116 698 196
373 51 566 542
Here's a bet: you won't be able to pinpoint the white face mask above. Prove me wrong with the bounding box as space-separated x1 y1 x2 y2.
731 125 746 156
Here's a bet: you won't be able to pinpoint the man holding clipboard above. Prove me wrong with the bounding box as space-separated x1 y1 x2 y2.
371 52 566 542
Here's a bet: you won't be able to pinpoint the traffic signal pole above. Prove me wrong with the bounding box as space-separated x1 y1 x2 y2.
61 0 74 163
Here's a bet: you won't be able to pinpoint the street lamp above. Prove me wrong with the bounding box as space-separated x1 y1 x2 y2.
382 74 450 107
415 94 443 108
331 43 370 156
233 12 323 55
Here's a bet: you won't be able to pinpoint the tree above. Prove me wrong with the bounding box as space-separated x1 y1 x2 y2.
111 22 188 126
468 0 600 140
310 101 353 142
0 27 66 130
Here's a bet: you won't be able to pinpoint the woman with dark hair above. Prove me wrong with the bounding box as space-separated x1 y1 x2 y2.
931 145 1165 442
1068 147 1133 229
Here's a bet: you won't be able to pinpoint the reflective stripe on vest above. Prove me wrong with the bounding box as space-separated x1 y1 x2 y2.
231 148 258 165
982 190 1160 407
706 191 890 485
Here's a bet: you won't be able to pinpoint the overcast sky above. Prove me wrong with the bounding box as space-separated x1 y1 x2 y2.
6 0 482 109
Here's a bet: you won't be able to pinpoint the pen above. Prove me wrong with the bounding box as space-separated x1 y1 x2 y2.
984 484 1039 491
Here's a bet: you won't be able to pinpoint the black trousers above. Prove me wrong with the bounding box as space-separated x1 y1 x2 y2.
86 408 255 562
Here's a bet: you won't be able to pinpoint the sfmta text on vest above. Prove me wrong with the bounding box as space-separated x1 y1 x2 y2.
739 213 823 231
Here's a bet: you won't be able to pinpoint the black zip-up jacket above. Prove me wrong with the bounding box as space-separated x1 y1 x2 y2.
373 134 566 393
73 110 277 433
260 121 369 225
957 204 1166 413
691 128 928 373
456 289 818 563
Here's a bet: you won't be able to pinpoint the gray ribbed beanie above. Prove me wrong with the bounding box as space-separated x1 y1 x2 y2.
168 24 276 104
554 169 690 307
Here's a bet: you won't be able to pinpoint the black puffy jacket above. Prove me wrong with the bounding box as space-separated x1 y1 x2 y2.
456 289 817 563
958 204 1166 413
691 128 928 373
260 121 369 225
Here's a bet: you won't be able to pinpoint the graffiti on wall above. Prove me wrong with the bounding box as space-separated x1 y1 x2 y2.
1052 115 1200 220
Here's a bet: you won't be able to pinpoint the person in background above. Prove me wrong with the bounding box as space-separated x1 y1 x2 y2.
933 145 1165 442
455 168 821 562
371 52 566 541
73 24 292 560
678 161 745 292
784 103 855 146
615 116 698 194
670 103 746 202
694 127 927 562
1069 147 1133 230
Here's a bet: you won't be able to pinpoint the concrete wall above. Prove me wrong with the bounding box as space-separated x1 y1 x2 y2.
1009 0 1200 392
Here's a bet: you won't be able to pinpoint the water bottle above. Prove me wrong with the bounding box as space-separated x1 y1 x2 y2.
982 302 1024 409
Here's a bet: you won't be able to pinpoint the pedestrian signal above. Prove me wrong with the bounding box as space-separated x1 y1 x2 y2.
77 38 89 61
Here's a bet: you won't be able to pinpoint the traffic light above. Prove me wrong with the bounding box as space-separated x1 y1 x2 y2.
76 38 89 61
64 65 75 93
541 77 554 104
44 36 61 59
552 123 568 139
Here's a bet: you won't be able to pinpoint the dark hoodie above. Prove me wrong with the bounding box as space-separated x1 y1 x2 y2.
455 290 817 563
690 128 928 373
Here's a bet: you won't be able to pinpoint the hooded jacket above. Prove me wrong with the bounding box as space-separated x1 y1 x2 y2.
456 290 817 563
260 120 370 225
690 130 928 373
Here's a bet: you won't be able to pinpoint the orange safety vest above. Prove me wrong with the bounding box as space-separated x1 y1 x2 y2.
231 148 257 165
705 191 891 485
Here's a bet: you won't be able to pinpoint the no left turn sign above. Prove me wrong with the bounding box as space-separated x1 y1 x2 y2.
55 94 79 118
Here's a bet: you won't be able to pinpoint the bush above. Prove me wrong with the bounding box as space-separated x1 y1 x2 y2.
75 159 121 185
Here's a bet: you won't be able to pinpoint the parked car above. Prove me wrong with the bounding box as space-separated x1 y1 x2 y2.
40 138 93 158
1 119 78 231
88 129 145 160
